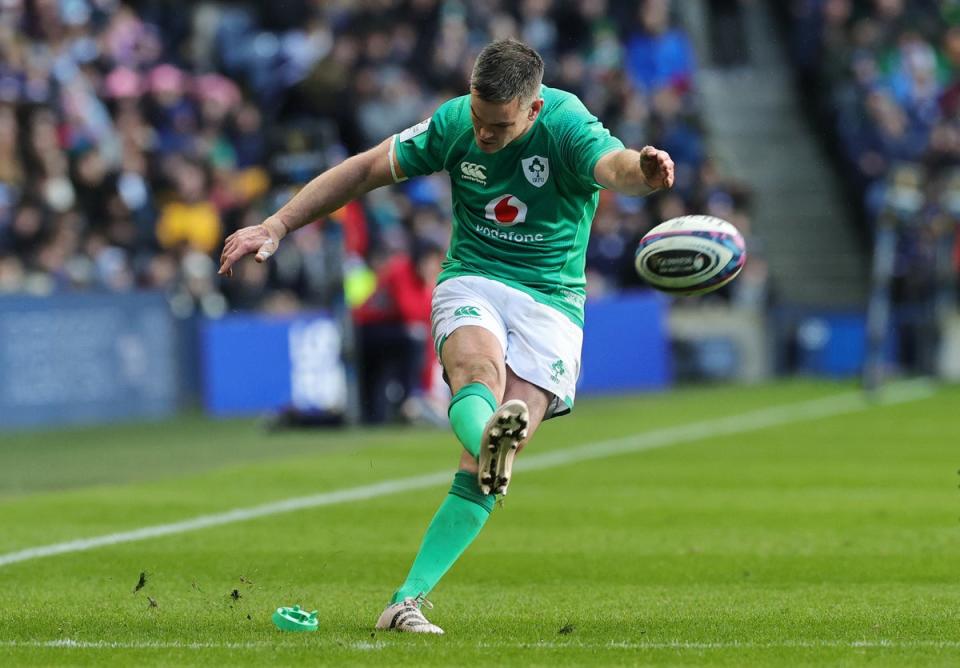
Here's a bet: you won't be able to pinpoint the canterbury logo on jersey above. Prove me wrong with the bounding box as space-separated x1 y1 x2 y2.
460 162 487 184
453 306 481 318
484 195 527 226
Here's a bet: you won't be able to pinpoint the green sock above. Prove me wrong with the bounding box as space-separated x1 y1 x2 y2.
448 382 497 458
390 471 495 603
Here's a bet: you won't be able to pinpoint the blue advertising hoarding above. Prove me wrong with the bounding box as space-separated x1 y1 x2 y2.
579 291 671 394
200 292 669 417
0 291 669 428
794 311 899 377
0 293 178 430
201 313 347 416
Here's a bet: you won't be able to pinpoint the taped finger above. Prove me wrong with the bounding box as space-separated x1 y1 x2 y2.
255 238 278 262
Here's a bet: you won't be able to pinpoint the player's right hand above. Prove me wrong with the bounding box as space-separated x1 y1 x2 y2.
218 218 287 277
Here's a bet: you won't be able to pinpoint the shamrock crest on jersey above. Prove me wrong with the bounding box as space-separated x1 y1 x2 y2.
521 156 549 188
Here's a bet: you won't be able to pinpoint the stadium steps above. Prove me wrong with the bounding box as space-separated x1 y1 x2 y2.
678 1 869 309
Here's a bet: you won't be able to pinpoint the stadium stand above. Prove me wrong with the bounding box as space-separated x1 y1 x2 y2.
775 0 959 373
778 0 959 287
0 0 756 307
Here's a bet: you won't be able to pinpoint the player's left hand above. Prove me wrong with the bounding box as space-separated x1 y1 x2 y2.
640 146 675 191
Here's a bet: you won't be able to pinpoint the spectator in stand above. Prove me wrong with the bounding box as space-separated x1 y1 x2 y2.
625 0 696 95
352 238 444 424
0 106 23 193
156 157 221 255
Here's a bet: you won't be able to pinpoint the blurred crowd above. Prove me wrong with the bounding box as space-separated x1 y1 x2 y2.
782 0 960 292
0 0 755 312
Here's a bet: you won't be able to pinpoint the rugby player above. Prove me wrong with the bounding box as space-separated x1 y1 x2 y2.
219 38 674 635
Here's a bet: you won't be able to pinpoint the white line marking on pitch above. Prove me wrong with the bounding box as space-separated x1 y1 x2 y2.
0 380 935 569
2 637 959 651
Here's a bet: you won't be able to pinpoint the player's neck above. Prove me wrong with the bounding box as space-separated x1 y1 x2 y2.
505 114 539 150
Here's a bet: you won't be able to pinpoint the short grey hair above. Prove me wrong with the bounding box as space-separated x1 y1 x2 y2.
470 39 544 105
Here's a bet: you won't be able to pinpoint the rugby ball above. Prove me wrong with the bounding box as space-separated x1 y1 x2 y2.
634 215 746 295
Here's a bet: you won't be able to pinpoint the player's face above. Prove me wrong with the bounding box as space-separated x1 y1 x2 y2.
469 90 543 153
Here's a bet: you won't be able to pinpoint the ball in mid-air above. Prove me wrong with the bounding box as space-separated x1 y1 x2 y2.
634 215 746 296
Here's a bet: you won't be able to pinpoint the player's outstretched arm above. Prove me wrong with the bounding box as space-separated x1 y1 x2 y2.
594 146 675 197
218 136 404 276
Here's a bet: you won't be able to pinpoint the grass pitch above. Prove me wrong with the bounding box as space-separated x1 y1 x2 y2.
0 380 958 666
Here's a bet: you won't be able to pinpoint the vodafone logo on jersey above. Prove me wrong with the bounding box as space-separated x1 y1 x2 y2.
484 195 527 227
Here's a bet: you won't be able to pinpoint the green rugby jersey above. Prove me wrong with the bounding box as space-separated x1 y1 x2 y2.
391 85 624 327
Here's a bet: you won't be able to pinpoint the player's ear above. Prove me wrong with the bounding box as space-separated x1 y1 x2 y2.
528 98 544 121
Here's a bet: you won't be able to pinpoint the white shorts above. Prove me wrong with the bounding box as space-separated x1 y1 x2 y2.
431 275 583 419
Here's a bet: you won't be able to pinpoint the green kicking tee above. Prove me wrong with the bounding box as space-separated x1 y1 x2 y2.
391 85 625 327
